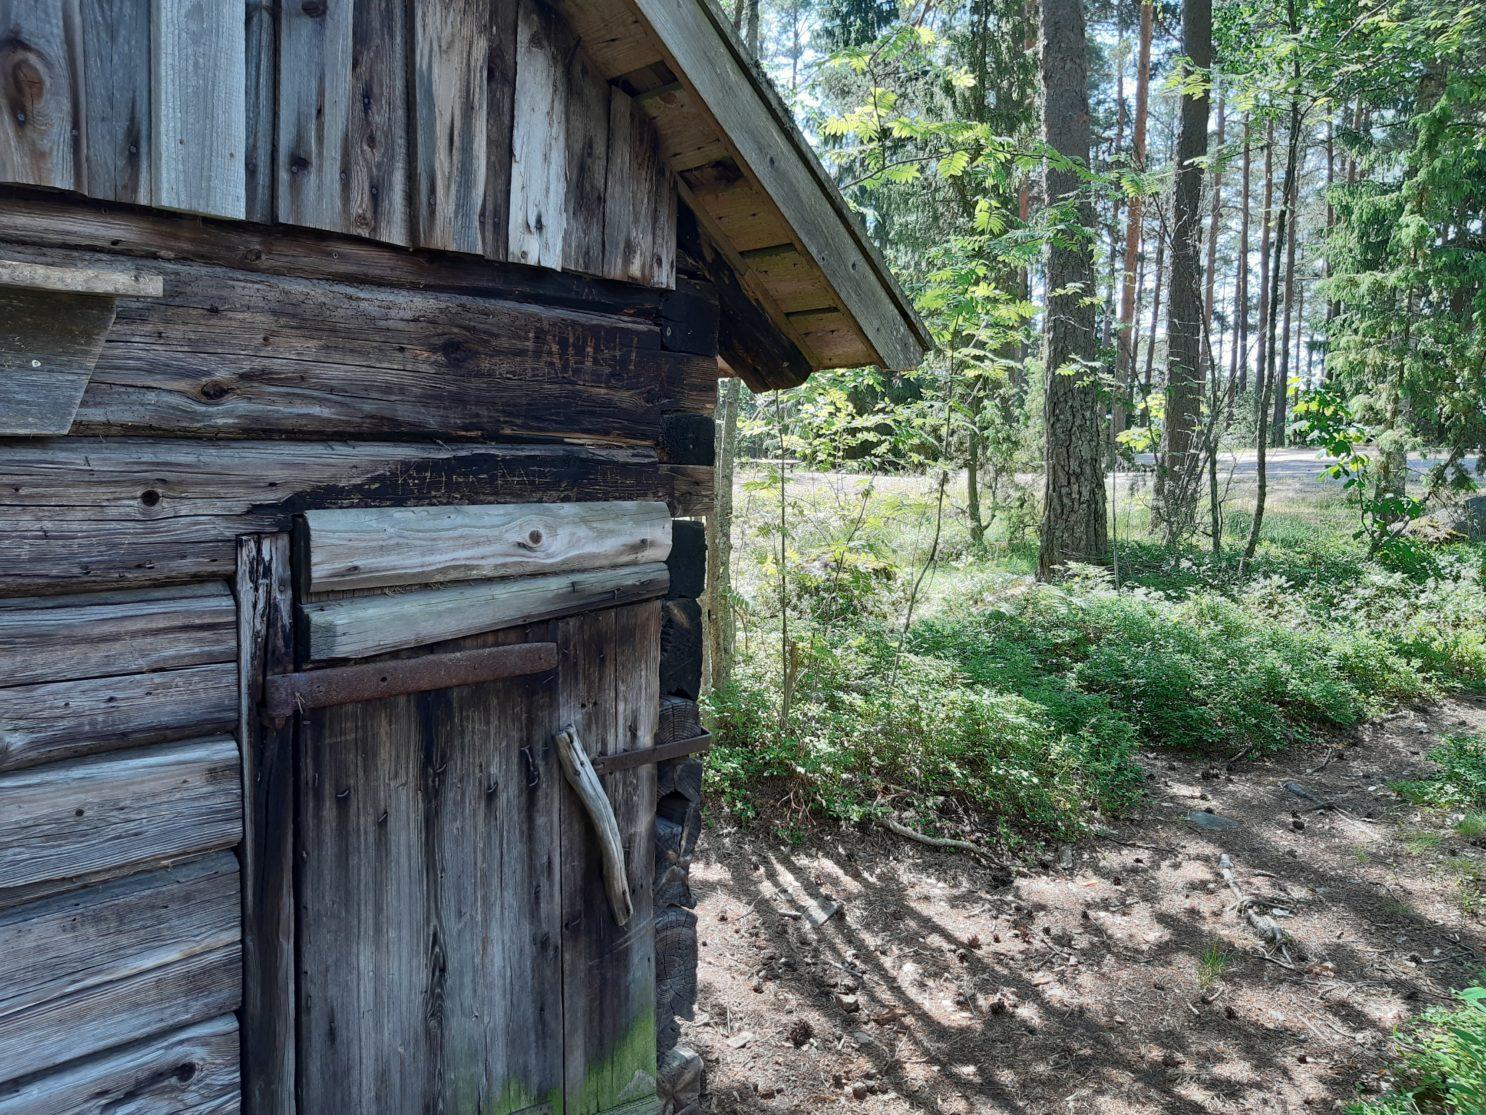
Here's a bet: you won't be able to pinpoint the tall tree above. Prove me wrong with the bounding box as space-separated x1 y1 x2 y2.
1231 115 1251 389
1157 0 1212 540
1113 0 1154 432
1037 0 1108 578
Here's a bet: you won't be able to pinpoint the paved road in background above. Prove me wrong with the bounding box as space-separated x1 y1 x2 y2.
1131 446 1477 484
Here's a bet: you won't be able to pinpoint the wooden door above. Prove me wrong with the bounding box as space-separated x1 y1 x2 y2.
288 612 660 1115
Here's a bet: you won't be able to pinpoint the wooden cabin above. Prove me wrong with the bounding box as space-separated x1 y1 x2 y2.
0 2 927 1112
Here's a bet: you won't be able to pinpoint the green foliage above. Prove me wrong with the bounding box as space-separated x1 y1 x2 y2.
1394 735 1486 811
1350 986 1486 1114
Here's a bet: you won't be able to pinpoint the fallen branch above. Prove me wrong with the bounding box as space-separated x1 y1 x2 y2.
881 817 1003 863
1218 853 1303 963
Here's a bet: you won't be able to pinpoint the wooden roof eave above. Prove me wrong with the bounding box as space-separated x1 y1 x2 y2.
553 0 931 378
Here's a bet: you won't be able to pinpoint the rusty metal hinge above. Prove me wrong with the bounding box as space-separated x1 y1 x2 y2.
265 643 558 718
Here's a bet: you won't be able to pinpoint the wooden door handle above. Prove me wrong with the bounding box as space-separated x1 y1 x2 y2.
554 724 633 927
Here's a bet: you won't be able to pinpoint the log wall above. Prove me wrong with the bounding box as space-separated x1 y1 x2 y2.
0 183 717 1103
0 0 676 287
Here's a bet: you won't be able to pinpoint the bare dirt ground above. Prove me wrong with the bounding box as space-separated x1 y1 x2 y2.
683 696 1486 1113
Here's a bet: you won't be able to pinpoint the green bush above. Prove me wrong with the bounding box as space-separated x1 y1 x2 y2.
1351 986 1486 1114
1394 735 1486 811
707 632 1143 842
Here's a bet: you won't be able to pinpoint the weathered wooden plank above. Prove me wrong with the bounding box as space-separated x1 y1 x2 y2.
244 0 275 223
301 561 669 660
0 1 83 192
482 0 519 262
0 737 241 896
0 242 710 445
151 0 246 218
236 534 294 1115
659 277 720 356
412 0 488 254
277 0 409 244
603 89 676 288
0 662 237 772
79 0 150 205
563 44 611 276
297 626 563 1113
0 1014 239 1114
0 257 162 297
0 438 670 591
301 500 672 593
0 191 671 317
558 603 660 1114
0 288 117 436
0 582 235 688
0 855 240 1084
509 0 569 269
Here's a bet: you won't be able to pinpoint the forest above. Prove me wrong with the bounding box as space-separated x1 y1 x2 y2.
686 0 1486 1109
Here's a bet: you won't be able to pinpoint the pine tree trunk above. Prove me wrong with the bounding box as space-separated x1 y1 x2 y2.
1204 78 1225 334
1037 0 1108 579
1272 154 1297 446
1158 0 1212 543
1114 0 1154 432
1256 119 1274 414
1233 116 1251 391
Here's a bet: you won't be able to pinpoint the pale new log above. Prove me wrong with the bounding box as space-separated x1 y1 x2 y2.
301 562 669 660
0 1014 239 1114
0 582 235 688
0 663 238 772
555 725 633 927
302 500 673 592
0 855 240 1083
0 737 241 896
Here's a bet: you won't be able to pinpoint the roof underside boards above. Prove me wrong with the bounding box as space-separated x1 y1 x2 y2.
551 0 932 373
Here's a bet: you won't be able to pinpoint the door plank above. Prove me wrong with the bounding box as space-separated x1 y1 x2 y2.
297 628 564 1113
237 534 295 1115
563 45 611 277
558 602 660 1114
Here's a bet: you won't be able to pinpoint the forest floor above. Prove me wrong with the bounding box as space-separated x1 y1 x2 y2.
683 695 1486 1113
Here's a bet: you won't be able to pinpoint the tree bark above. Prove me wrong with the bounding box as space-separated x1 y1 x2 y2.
1158 0 1212 542
1256 118 1274 411
1114 0 1154 430
1036 0 1108 579
1204 77 1225 336
1272 147 1298 446
1232 115 1251 390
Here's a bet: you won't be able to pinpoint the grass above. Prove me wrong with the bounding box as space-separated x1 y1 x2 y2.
1351 986 1486 1113
1407 832 1447 855
1198 941 1230 988
1394 735 1486 812
1457 814 1486 841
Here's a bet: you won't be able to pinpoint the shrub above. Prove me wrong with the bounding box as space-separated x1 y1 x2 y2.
1351 986 1486 1114
1394 735 1486 811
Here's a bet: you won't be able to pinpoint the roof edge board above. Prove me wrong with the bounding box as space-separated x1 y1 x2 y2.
623 0 930 370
